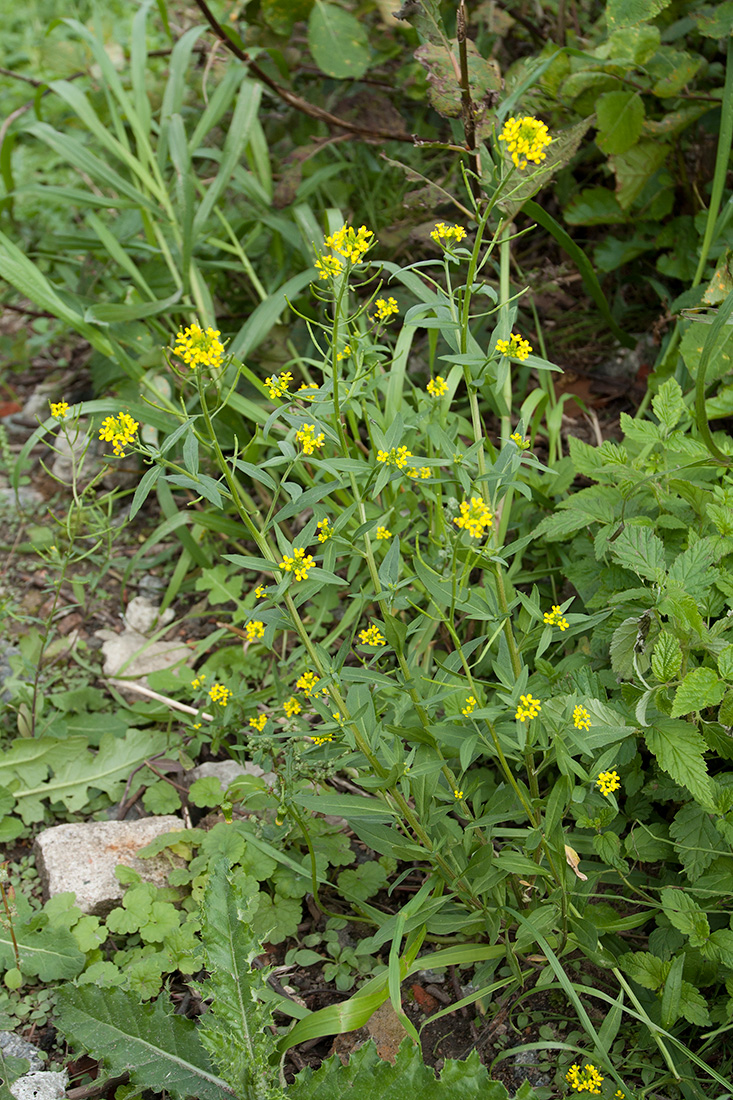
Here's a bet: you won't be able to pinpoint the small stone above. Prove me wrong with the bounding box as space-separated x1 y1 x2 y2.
34 816 186 915
186 760 276 790
10 1070 68 1100
124 596 175 634
0 1032 44 1072
0 487 44 507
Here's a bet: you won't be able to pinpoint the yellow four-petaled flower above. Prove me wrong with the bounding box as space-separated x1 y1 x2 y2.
498 116 552 170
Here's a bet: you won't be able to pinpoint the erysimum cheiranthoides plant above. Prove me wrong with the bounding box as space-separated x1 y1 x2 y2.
82 118 636 1094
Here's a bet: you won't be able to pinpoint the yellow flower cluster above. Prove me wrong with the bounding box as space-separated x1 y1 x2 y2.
462 696 476 716
310 732 334 745
377 446 412 469
173 323 225 370
249 713 267 731
99 412 139 457
430 222 467 244
510 432 531 450
496 333 533 360
279 547 315 581
544 604 569 631
265 371 293 401
298 382 318 402
453 497 493 539
427 376 448 397
573 705 591 731
296 671 328 698
191 675 206 690
565 1063 604 1095
284 696 301 717
407 466 431 479
358 624 386 647
49 401 70 420
454 789 463 799
208 683 231 707
316 518 332 543
245 621 265 642
254 584 267 598
336 344 351 360
325 224 374 264
498 116 552 169
597 770 621 797
376 526 391 540
295 424 325 455
515 693 541 722
372 297 399 322
315 254 344 280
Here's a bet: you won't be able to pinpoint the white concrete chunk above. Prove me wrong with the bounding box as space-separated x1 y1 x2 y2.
34 816 186 915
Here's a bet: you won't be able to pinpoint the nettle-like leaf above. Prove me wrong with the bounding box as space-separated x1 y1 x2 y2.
55 985 233 1100
289 1039 516 1100
645 719 715 808
660 888 710 947
609 525 666 581
671 668 725 718
618 951 666 990
652 378 686 433
651 632 683 682
669 803 727 882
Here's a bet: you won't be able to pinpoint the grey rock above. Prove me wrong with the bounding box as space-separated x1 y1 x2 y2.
34 816 186 915
512 1049 550 1087
186 760 276 790
9 1071 68 1100
0 1033 44 1071
124 596 175 634
0 644 21 703
49 423 99 484
0 487 44 508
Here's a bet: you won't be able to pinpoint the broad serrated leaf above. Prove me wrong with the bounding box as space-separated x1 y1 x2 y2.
669 803 726 881
660 888 710 947
718 645 733 681
596 90 644 154
645 719 715 807
678 980 710 1026
308 3 370 79
289 1038 512 1099
667 539 716 601
564 186 627 226
610 615 650 679
197 863 277 1100
617 951 665 990
609 525 666 580
606 0 671 29
651 632 682 682
671 667 724 717
55 986 233 1100
609 141 670 209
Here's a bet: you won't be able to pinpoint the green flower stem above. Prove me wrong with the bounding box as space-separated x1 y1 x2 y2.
197 377 480 908
492 562 523 682
498 220 513 446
